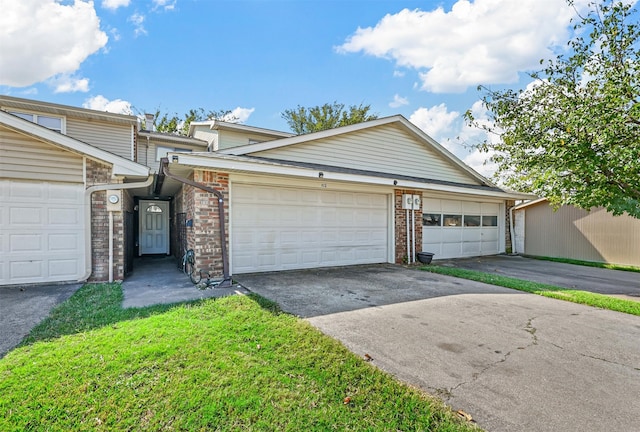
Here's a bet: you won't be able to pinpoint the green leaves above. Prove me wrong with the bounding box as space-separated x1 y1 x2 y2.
468 0 640 218
282 102 378 135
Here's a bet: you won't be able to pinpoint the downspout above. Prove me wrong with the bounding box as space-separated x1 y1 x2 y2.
406 208 410 264
411 203 416 264
160 158 232 288
80 175 154 282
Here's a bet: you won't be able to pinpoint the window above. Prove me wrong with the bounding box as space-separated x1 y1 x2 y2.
156 146 192 161
10 111 63 133
146 205 163 213
443 214 462 226
423 213 441 226
482 215 498 227
464 215 481 227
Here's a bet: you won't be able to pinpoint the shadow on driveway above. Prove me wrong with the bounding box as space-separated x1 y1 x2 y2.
236 263 520 318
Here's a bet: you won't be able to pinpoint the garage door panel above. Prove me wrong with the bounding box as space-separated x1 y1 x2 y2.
1 180 84 285
232 184 389 273
423 197 501 260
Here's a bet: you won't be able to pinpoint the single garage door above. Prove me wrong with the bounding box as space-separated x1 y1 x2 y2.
422 198 500 259
0 180 85 285
231 183 389 273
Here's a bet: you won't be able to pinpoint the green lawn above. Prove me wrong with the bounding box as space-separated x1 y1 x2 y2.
422 265 640 317
1 284 478 431
525 255 640 273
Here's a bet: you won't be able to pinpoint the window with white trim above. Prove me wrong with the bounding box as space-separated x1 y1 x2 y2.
156 146 192 161
10 111 64 133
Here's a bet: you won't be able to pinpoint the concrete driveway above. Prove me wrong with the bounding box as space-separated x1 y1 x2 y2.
0 283 81 358
237 264 640 432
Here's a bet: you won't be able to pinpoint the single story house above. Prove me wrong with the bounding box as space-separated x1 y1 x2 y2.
1 95 531 286
513 198 640 267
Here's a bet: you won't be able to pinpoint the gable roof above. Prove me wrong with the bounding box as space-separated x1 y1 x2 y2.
218 115 494 187
0 110 149 177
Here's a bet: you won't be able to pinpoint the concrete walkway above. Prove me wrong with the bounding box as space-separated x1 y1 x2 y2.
121 256 248 308
238 264 640 432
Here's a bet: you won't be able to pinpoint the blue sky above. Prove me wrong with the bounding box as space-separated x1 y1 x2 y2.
0 0 612 176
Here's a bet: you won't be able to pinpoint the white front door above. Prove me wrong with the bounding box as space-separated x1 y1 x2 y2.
139 200 169 255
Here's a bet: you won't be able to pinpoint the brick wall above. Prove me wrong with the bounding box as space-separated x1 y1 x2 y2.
86 159 125 282
183 169 229 277
394 189 423 264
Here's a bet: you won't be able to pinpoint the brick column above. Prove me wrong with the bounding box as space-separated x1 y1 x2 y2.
86 160 125 281
186 170 229 277
394 189 423 264
505 199 516 253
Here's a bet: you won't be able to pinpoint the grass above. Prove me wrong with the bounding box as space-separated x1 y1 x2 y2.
422 265 640 317
525 255 640 273
1 284 478 432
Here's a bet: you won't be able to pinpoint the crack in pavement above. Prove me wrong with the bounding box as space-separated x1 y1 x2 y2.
547 341 638 371
442 316 539 400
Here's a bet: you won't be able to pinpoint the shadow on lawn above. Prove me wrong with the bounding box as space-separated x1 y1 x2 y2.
18 283 284 350
19 283 194 348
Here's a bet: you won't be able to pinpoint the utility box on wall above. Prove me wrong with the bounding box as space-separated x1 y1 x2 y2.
402 194 422 210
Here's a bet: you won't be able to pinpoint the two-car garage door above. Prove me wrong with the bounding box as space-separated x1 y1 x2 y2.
0 180 85 285
231 183 389 273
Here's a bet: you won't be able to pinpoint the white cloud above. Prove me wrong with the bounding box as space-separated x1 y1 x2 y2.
102 0 130 11
129 13 147 36
338 0 589 93
153 0 177 11
51 75 90 93
457 100 503 179
83 95 133 115
389 94 409 108
393 70 405 78
0 0 108 88
224 107 255 123
409 104 459 142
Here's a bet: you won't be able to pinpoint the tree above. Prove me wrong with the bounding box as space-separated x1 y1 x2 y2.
466 0 640 218
282 102 378 135
149 108 237 135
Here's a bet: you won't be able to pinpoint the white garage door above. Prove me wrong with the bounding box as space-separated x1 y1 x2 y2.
0 180 85 285
422 198 501 259
231 183 389 273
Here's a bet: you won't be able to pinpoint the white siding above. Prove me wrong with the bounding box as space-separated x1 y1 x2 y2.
66 118 132 160
249 123 479 185
0 126 83 182
218 130 258 150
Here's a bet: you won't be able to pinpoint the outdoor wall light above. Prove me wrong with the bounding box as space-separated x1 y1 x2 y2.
393 180 398 185
319 172 324 178
172 155 179 162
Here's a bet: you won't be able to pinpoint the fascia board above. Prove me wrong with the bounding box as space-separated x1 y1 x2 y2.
1 111 149 177
514 197 548 210
172 153 531 200
0 95 137 125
